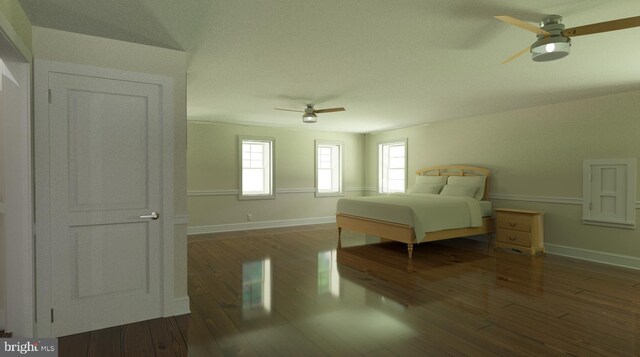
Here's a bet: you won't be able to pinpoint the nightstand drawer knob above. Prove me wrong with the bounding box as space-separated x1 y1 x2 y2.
509 236 516 241
508 222 517 227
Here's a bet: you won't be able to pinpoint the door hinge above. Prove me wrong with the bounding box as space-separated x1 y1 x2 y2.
48 89 52 103
51 308 54 323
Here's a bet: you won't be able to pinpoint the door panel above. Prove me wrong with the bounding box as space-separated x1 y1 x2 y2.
68 90 149 210
73 223 149 298
49 72 163 336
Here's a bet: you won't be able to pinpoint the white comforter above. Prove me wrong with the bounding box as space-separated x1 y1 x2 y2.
336 193 482 241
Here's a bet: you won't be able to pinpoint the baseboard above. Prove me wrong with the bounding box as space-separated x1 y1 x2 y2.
188 216 337 235
173 296 191 315
545 243 640 270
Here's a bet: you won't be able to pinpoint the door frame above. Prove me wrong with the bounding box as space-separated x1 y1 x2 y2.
34 59 175 337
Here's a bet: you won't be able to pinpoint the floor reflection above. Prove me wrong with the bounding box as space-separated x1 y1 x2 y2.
242 258 271 319
317 250 340 297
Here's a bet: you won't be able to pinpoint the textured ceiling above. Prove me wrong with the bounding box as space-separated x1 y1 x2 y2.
19 0 640 132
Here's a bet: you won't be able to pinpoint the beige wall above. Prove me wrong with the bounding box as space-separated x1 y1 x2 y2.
365 89 640 258
187 122 365 230
32 27 189 301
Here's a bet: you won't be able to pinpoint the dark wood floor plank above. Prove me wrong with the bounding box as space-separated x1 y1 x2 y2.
121 320 156 357
148 317 188 356
58 331 91 357
87 325 122 357
184 313 225 357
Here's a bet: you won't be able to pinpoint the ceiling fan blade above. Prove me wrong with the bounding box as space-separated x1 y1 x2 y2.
501 46 530 64
314 107 346 114
274 108 304 113
563 16 640 37
495 15 550 35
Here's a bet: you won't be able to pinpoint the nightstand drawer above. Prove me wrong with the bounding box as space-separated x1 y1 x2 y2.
496 228 531 247
496 213 532 232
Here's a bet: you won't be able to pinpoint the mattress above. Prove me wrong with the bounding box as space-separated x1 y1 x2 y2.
336 193 485 241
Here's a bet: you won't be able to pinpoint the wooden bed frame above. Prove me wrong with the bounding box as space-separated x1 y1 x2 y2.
336 165 495 259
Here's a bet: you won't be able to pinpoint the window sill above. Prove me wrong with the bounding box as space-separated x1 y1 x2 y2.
238 194 276 201
582 218 636 230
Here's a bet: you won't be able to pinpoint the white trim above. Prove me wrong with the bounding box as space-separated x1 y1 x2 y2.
278 188 315 194
0 11 32 61
489 193 640 209
173 296 191 315
345 187 368 192
546 243 640 270
34 60 175 336
188 187 368 196
174 215 189 225
1 60 33 337
580 219 635 230
188 216 336 235
489 193 582 205
188 189 238 196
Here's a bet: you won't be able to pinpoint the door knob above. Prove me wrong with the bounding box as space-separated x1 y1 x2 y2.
140 211 159 220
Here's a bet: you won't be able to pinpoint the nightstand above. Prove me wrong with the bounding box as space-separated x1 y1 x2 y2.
494 208 544 255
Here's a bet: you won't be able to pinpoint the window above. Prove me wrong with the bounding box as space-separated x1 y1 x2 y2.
239 136 275 199
315 141 343 197
582 158 636 229
378 140 407 193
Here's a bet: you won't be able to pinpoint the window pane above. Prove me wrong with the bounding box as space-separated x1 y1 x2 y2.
241 138 273 197
389 157 404 168
379 142 406 193
318 169 332 191
316 143 341 194
388 179 404 192
243 168 264 193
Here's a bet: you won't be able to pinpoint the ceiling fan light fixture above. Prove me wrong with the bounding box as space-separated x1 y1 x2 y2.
302 112 317 123
531 35 571 62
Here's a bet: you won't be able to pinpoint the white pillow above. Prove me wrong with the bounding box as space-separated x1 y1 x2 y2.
415 175 447 185
409 182 444 194
446 176 486 200
440 184 477 197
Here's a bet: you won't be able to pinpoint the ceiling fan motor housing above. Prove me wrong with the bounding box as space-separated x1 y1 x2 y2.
531 15 571 62
302 104 317 123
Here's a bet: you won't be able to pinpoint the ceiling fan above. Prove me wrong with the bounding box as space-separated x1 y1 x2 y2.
275 104 346 123
495 14 640 63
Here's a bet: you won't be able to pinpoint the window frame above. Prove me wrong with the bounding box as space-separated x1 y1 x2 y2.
582 158 636 229
314 140 343 197
378 139 407 194
238 136 275 200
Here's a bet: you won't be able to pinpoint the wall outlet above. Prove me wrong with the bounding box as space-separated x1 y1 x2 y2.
247 214 253 221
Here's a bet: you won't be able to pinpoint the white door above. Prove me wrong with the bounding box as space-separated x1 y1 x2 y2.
48 72 164 336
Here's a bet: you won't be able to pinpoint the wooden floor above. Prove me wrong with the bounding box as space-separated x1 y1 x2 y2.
60 224 640 356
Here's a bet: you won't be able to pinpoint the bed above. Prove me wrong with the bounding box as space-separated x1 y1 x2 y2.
336 165 495 259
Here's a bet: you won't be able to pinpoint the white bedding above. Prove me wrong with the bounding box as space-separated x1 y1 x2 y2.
336 193 487 241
